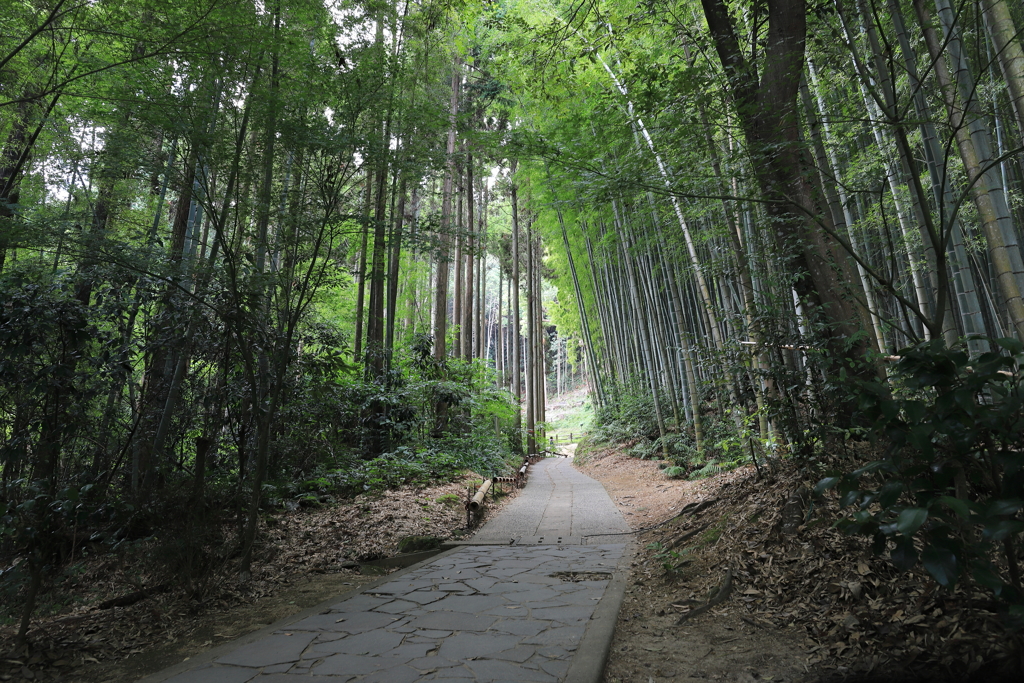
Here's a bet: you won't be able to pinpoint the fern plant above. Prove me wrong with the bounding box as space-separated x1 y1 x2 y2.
690 460 727 479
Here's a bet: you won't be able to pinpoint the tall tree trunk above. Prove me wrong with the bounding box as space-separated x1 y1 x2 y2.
0 86 60 271
496 271 504 382
385 178 407 363
658 243 704 450
463 152 474 360
887 0 989 353
433 63 460 362
701 0 873 365
354 169 372 361
933 0 1024 292
240 3 282 579
365 137 391 377
553 200 605 405
533 233 546 443
453 168 464 358
981 0 1024 142
800 76 888 353
525 213 537 457
477 183 487 359
612 202 668 455
510 165 524 450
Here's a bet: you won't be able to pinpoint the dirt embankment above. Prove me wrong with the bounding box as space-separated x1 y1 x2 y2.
577 446 1021 683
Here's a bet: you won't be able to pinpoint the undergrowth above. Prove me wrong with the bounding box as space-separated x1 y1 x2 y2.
587 386 767 480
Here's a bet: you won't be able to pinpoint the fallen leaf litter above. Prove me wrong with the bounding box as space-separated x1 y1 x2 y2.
578 447 1020 682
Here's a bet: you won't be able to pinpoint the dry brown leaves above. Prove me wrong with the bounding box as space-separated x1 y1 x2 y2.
585 451 1021 680
0 472 515 682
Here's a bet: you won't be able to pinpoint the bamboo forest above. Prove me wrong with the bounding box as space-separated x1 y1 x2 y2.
3 0 1024 680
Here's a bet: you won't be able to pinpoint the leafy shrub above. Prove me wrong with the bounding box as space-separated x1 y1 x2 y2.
628 439 660 460
690 460 729 479
818 338 1024 627
660 432 695 460
590 387 660 443
646 541 689 575
266 332 518 492
0 477 102 641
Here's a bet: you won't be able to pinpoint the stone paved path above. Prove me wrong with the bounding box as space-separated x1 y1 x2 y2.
471 456 631 545
142 458 630 683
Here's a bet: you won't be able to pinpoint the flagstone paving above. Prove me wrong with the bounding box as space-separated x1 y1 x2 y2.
141 458 630 683
469 456 631 545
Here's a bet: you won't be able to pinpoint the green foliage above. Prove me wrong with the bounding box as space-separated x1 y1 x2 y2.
592 388 764 481
1 479 100 568
264 347 520 503
646 541 689 575
818 339 1024 627
0 476 108 632
435 493 462 507
627 439 660 460
681 413 767 480
659 432 696 461
689 460 729 479
590 387 660 443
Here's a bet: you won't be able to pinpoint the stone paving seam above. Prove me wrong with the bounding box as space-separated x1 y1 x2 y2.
134 546 464 683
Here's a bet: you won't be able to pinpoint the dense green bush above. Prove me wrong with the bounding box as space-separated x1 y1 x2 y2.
261 338 519 501
267 438 516 502
590 388 660 443
1 265 520 634
818 338 1024 627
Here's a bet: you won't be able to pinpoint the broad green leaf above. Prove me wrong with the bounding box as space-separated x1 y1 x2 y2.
995 338 1024 355
814 476 840 495
936 496 972 521
987 499 1023 517
876 479 901 509
983 520 1024 542
852 461 885 478
896 508 928 535
970 564 1006 592
921 545 957 588
872 532 887 555
890 536 918 571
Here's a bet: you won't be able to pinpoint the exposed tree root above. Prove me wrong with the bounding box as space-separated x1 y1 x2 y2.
667 523 710 550
676 568 732 624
